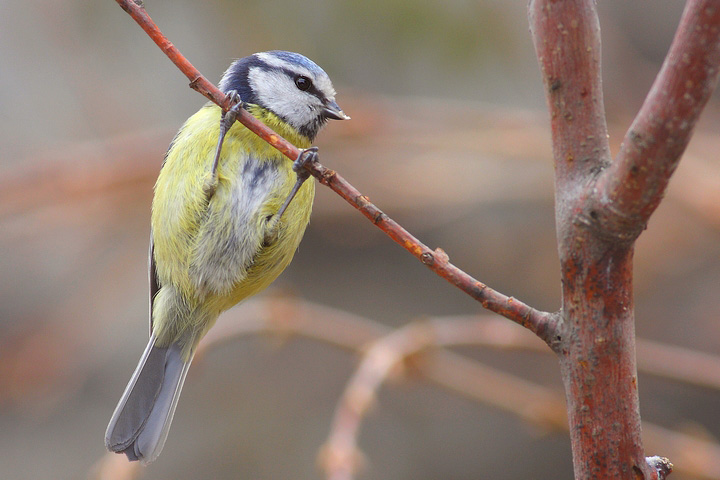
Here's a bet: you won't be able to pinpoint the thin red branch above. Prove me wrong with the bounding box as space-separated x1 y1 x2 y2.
115 0 297 160
114 0 556 342
309 162 558 342
594 0 720 240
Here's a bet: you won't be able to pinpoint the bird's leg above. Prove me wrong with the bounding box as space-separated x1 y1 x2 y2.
264 147 318 245
204 90 244 199
275 147 318 221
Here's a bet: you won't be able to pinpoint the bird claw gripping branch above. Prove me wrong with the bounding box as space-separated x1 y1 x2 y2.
274 146 319 222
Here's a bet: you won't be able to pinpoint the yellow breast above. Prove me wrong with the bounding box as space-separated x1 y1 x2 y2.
152 103 315 315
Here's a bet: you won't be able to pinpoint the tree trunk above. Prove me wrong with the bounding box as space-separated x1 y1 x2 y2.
530 0 720 478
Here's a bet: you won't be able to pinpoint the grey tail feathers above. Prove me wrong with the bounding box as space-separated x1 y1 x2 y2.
104 335 193 464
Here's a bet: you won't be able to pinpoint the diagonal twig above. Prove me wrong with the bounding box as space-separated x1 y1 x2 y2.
113 0 557 343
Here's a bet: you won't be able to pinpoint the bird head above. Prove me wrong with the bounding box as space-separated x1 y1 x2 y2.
219 51 349 141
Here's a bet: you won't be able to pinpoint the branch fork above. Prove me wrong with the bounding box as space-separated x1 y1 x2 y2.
115 0 720 478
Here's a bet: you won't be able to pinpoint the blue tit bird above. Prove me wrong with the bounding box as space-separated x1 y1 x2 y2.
104 50 349 464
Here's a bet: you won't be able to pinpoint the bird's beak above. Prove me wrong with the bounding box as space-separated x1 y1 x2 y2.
323 100 350 120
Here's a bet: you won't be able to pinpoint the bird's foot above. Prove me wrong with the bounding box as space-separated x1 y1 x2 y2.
276 147 318 220
263 147 319 245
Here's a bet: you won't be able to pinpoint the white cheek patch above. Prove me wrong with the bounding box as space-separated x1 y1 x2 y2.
255 52 337 102
314 75 336 100
248 67 320 130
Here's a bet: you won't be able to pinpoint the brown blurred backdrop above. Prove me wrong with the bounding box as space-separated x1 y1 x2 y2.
1 1 719 479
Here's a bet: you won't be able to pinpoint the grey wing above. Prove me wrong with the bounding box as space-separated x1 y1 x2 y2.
149 234 160 336
147 131 178 335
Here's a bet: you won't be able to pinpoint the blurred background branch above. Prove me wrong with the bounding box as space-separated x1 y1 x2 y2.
91 295 720 480
1 1 719 480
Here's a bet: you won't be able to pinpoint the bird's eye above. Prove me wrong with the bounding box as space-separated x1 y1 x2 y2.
294 75 312 91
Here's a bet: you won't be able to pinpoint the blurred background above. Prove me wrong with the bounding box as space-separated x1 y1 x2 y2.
1 1 720 479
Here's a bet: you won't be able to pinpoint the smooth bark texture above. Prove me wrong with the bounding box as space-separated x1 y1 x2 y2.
530 1 720 479
117 0 720 477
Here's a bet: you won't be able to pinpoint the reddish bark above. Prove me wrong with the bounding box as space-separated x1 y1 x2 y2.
529 1 720 479
596 1 720 238
116 0 720 477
